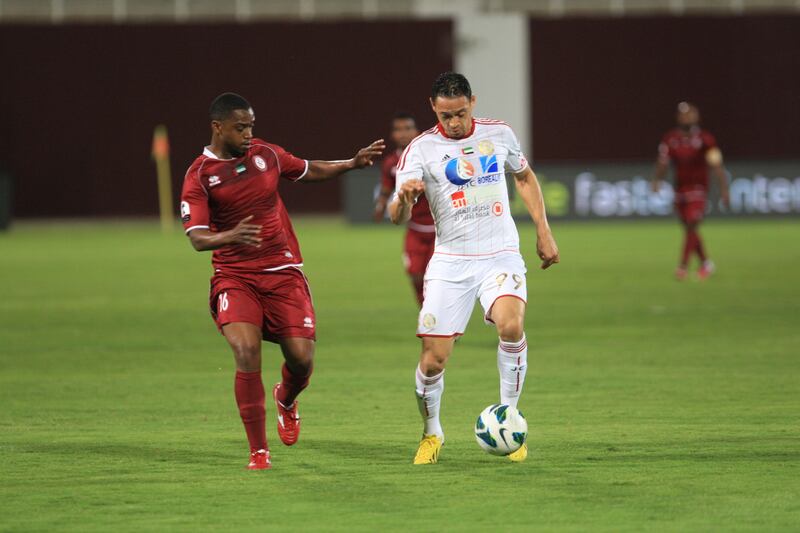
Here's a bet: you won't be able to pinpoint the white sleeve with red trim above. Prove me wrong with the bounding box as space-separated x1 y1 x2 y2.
180 168 210 234
393 142 425 202
502 126 528 173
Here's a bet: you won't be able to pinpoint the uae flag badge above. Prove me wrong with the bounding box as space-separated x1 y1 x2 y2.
461 146 474 155
235 163 246 175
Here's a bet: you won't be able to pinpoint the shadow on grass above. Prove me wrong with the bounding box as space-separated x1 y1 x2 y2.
299 437 537 475
13 441 237 466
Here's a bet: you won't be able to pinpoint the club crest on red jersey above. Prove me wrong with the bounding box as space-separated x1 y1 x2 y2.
253 155 267 171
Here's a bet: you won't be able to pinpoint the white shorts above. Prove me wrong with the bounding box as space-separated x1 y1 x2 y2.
417 252 527 337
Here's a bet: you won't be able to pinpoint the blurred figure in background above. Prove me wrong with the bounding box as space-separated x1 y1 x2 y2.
653 102 730 280
374 112 434 306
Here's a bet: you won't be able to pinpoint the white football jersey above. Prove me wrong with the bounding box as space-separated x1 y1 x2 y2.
395 119 528 258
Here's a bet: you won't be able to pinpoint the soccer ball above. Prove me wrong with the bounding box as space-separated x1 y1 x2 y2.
474 404 528 456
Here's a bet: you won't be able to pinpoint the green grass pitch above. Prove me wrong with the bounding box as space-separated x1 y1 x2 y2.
1 217 798 531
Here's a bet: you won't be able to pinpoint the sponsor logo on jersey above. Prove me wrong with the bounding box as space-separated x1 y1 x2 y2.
253 155 266 171
441 154 451 162
492 202 504 216
451 190 468 208
235 163 246 175
180 201 191 222
478 140 495 155
208 175 221 187
445 158 476 185
445 155 500 186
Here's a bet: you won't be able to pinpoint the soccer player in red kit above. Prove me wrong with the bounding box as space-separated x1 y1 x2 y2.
373 112 435 306
181 93 384 470
653 102 730 280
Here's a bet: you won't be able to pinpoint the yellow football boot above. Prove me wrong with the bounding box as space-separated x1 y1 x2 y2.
413 435 443 465
508 442 528 462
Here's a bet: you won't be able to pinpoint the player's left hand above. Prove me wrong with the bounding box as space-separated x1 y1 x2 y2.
352 139 386 168
536 231 560 270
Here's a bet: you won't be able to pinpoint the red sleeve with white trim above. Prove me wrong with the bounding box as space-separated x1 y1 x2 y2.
272 144 308 181
702 131 718 153
180 160 210 234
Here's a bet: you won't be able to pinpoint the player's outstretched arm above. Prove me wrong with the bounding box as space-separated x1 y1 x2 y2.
388 179 425 225
186 215 263 251
303 139 386 182
513 167 559 270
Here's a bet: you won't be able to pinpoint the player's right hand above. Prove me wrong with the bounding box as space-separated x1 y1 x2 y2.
229 215 262 247
537 230 560 270
398 179 425 206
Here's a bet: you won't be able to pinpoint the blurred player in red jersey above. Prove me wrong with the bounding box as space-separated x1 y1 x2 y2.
653 102 730 280
181 93 384 470
373 112 435 306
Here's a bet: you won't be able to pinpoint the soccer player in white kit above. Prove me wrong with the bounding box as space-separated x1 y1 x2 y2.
389 72 559 464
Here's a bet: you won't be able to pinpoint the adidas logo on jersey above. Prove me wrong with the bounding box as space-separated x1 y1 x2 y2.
441 154 451 162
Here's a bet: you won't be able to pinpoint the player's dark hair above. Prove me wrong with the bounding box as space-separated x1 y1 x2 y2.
392 111 416 123
431 72 472 100
209 92 252 121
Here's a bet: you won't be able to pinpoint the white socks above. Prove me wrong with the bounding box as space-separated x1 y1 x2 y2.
415 365 444 439
497 334 528 408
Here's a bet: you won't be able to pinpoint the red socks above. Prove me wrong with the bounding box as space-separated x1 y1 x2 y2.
694 232 707 262
235 370 267 452
682 228 707 267
276 363 312 407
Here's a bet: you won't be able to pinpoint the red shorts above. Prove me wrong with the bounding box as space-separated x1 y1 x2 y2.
403 229 435 276
209 267 316 344
675 189 707 224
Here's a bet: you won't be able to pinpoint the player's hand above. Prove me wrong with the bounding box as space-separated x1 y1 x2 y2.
536 230 559 270
398 179 425 206
352 139 386 168
228 215 262 247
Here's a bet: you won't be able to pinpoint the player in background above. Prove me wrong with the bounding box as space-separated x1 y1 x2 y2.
652 102 730 280
389 72 559 464
373 112 434 306
181 93 384 470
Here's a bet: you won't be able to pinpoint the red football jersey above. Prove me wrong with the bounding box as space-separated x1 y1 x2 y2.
658 127 718 191
181 139 308 272
381 149 434 229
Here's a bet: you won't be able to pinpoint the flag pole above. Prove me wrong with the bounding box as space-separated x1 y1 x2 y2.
151 125 174 233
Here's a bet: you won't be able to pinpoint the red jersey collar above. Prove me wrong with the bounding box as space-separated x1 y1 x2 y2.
436 118 476 140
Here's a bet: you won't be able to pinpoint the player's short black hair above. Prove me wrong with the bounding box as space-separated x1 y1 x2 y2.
209 92 252 121
392 111 416 123
431 72 472 100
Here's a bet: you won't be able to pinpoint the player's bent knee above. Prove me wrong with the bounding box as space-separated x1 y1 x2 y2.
496 319 524 343
280 337 315 372
229 341 261 370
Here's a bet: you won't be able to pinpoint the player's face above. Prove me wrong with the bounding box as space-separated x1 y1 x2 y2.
430 95 476 139
676 108 699 132
213 108 255 157
391 118 418 150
